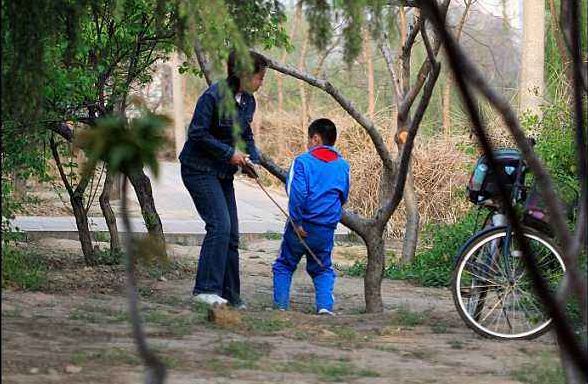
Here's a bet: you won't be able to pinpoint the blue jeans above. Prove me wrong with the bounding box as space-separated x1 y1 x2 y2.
181 166 241 305
272 222 336 311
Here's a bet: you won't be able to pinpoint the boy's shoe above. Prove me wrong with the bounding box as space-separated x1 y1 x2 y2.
318 308 335 316
193 293 228 306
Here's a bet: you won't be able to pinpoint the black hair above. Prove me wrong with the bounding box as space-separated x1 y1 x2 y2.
227 51 268 93
308 118 337 146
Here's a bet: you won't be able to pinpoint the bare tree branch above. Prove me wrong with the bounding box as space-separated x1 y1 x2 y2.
49 136 74 196
376 61 441 223
259 152 287 182
563 0 588 260
399 0 450 115
403 12 421 56
194 37 213 86
253 51 395 171
420 23 436 65
378 35 403 101
50 122 75 142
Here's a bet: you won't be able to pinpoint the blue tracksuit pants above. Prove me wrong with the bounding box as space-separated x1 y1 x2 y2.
272 222 336 312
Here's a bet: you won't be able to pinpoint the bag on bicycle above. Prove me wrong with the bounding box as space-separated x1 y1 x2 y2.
467 149 525 205
522 184 552 234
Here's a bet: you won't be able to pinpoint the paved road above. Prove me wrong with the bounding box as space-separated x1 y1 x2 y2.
14 162 349 235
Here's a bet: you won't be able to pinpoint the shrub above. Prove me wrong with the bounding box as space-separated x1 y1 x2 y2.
2 244 47 290
386 208 481 287
524 101 579 206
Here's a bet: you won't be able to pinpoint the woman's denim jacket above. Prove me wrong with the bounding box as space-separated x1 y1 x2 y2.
179 81 260 178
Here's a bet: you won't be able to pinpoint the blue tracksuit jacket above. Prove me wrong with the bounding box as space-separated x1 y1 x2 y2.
286 145 350 228
273 145 350 312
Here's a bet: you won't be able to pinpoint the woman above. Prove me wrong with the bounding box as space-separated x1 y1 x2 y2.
179 51 267 307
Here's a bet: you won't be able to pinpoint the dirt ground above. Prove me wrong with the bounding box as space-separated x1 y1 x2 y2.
1 237 562 384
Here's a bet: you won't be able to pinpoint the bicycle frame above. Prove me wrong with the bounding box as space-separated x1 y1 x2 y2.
479 155 529 282
466 155 529 321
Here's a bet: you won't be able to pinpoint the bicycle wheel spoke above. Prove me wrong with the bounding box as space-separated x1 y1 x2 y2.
493 294 510 333
479 246 503 277
465 258 500 279
493 248 507 273
515 287 547 324
480 291 508 324
469 284 501 289
462 270 503 287
502 291 514 332
511 290 518 334
516 292 540 331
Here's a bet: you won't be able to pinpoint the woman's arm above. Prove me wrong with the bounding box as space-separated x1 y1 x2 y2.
187 93 235 162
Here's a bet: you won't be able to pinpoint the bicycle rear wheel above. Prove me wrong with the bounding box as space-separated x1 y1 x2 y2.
452 226 565 340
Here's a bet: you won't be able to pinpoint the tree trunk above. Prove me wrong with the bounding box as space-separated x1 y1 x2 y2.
49 136 97 265
12 171 26 200
401 166 419 264
442 80 452 138
99 166 121 254
547 0 574 90
170 51 186 159
364 231 386 313
127 169 167 254
298 29 309 126
519 0 545 117
71 192 97 265
276 73 284 113
363 27 375 118
277 1 302 113
442 0 471 137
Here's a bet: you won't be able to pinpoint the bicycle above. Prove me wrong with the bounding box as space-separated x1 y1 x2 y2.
451 147 566 340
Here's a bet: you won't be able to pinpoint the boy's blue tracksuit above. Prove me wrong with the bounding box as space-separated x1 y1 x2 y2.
272 145 350 312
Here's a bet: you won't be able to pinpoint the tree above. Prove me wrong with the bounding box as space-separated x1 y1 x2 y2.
3 1 290 381
78 112 171 383
441 0 472 137
2 0 290 265
519 0 545 116
253 0 449 312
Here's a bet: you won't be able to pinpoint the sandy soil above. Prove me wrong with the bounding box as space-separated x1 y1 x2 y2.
1 238 561 383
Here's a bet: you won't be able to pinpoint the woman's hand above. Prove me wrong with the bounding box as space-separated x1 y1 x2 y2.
229 150 248 167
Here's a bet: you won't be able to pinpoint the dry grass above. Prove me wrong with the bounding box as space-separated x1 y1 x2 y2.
256 109 474 238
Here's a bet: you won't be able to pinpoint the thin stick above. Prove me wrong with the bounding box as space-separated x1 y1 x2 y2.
254 177 324 268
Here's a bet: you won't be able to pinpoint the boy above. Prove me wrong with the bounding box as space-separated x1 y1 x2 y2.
272 118 350 315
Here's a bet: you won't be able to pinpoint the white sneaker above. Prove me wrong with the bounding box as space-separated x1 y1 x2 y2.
318 308 335 316
193 293 228 306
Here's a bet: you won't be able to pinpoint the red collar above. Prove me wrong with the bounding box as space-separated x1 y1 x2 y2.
310 147 338 162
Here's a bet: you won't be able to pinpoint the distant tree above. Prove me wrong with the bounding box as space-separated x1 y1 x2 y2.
519 0 545 116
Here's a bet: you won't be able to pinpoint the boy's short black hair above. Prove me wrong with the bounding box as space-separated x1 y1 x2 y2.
308 118 337 146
